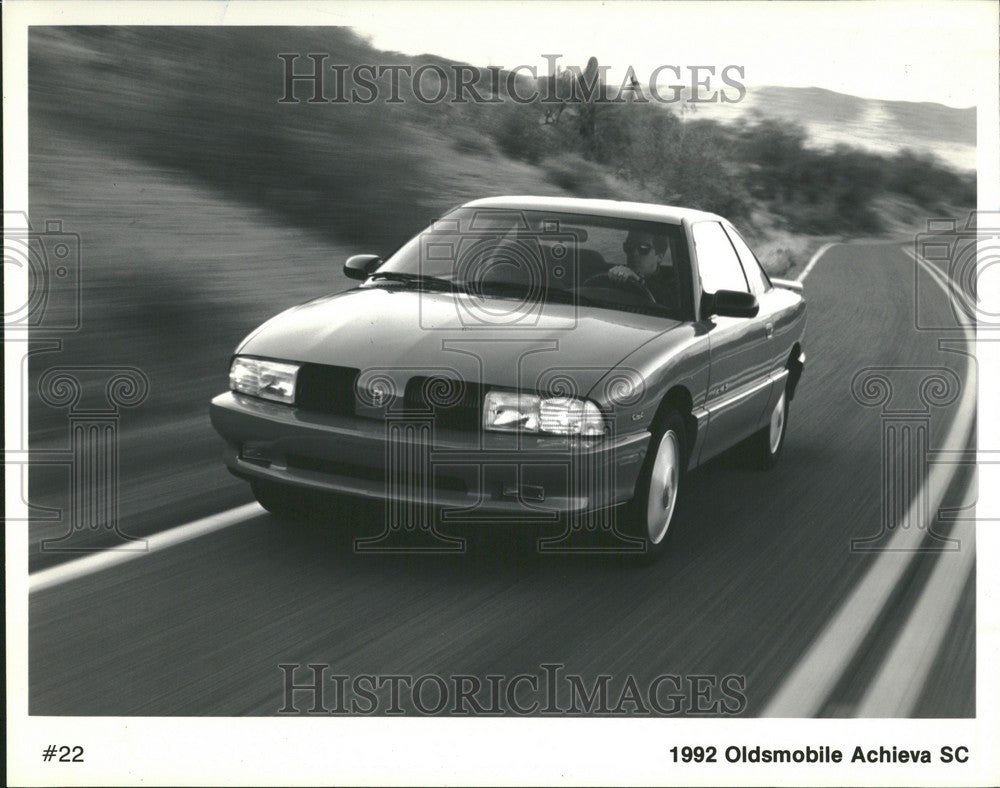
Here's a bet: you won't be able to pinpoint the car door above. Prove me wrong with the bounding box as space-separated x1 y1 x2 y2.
723 223 786 378
691 220 773 462
723 223 799 409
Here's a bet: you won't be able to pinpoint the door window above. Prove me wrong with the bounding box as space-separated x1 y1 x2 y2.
692 221 749 295
723 225 772 294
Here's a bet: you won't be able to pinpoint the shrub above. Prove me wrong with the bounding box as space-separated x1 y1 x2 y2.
451 127 493 156
542 154 610 195
888 149 976 209
490 103 549 163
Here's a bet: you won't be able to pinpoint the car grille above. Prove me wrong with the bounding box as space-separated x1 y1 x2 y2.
403 375 483 432
293 366 483 431
294 363 359 416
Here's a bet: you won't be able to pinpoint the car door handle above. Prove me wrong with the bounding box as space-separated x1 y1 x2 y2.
764 322 774 338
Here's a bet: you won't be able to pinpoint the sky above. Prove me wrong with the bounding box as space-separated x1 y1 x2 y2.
315 1 995 108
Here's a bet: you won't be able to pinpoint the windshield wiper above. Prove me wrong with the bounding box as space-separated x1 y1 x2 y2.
367 271 458 292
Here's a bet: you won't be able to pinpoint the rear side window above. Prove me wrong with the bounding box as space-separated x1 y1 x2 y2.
723 225 772 294
691 221 749 294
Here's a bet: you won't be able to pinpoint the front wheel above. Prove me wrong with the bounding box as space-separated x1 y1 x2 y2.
251 479 323 520
624 411 686 561
752 389 788 469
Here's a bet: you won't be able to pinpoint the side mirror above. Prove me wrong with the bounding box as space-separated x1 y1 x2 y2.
702 289 759 319
770 277 803 292
344 254 382 280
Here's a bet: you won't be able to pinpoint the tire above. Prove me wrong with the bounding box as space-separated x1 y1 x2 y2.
624 410 687 562
251 479 322 520
751 387 788 469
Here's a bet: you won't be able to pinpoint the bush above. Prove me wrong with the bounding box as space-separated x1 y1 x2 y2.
888 149 976 209
647 121 753 221
451 127 493 156
737 121 892 232
490 103 549 163
542 154 610 195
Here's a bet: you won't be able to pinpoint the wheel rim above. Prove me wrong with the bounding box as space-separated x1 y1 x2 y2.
769 391 787 455
646 430 680 544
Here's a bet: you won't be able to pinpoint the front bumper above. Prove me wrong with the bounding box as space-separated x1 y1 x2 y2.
209 392 650 518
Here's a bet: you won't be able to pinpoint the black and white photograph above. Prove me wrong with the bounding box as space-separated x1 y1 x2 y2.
5 0 999 784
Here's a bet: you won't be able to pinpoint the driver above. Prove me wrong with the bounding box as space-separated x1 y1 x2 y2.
607 229 673 304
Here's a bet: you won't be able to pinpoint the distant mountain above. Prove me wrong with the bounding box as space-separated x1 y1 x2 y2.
678 85 976 172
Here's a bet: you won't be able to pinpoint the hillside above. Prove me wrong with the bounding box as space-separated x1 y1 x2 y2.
31 28 974 247
677 85 976 172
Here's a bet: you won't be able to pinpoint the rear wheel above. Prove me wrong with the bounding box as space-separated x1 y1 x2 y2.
625 411 686 562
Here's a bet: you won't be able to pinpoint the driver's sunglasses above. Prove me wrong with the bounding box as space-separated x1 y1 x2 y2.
624 241 654 255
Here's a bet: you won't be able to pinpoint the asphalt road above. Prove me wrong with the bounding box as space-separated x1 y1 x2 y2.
29 241 976 716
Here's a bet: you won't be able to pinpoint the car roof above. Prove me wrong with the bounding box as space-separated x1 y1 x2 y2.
459 196 725 226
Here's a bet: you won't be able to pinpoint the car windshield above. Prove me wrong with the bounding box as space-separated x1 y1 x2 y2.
369 207 691 319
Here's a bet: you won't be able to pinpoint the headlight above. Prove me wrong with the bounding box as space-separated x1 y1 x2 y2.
483 390 605 436
229 356 299 404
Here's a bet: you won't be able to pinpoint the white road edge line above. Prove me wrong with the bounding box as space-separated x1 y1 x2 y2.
853 248 979 717
29 502 264 594
797 241 838 282
762 244 977 717
855 522 975 717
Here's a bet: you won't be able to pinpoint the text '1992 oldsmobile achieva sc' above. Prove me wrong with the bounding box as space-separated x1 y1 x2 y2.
209 197 807 559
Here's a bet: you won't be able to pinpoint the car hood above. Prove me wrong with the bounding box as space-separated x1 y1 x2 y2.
238 286 681 396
